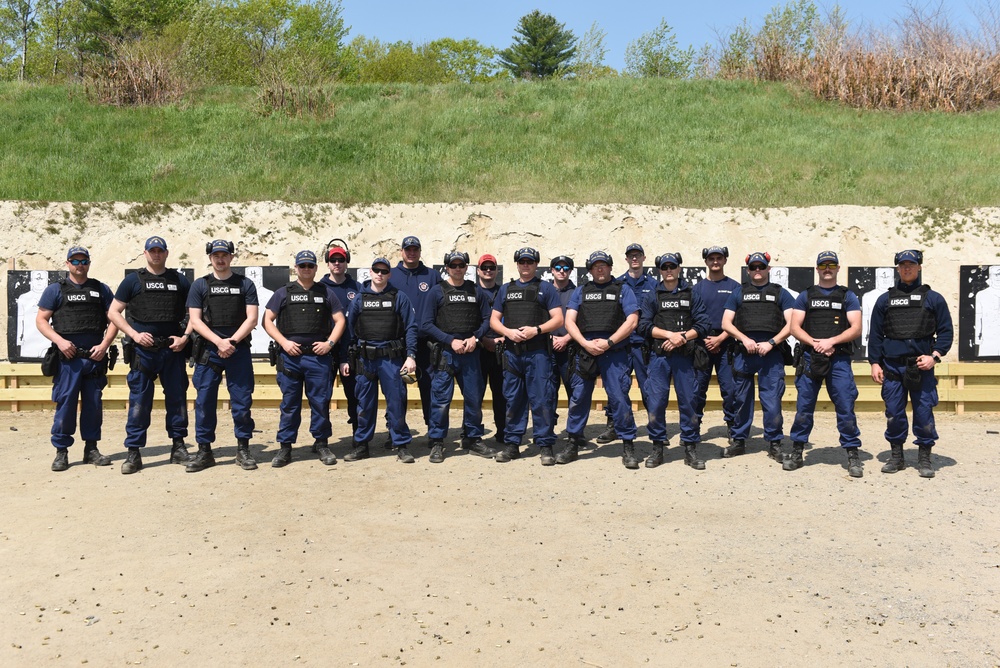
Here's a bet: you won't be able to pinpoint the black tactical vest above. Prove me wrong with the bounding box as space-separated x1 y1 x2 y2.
883 284 937 340
652 285 692 332
436 281 481 337
127 268 186 324
803 285 853 354
51 278 107 335
202 274 247 328
576 281 625 333
734 282 785 335
502 280 548 329
355 287 404 341
277 282 332 336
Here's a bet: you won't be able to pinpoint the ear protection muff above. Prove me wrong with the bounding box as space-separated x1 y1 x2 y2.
514 248 540 263
745 251 771 264
325 238 351 263
702 246 729 259
893 250 923 265
206 241 235 255
444 252 471 264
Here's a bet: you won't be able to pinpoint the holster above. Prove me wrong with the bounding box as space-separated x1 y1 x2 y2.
189 332 207 368
692 341 712 372
570 344 599 382
903 356 923 391
41 344 60 377
640 342 652 366
793 343 805 379
347 344 359 377
268 340 279 367
122 338 135 366
779 341 794 366
806 351 832 380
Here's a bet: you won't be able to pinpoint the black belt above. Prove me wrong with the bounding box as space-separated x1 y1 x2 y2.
360 344 404 360
507 337 548 355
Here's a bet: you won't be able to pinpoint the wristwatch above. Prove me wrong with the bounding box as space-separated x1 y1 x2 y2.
536 326 543 336
327 340 336 347
931 352 942 363
767 338 777 347
606 338 615 348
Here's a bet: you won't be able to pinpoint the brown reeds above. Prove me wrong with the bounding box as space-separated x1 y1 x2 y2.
84 41 184 107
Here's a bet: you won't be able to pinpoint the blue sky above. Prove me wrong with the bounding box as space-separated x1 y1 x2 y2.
340 1 985 71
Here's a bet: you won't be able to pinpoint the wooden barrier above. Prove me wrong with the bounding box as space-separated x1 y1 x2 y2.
2 362 998 413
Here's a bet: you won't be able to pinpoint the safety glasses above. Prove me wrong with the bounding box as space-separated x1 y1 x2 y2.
297 264 317 269
448 263 468 269
479 264 496 271
370 267 390 275
748 264 768 271
659 263 678 270
551 265 571 272
68 259 90 266
817 263 839 270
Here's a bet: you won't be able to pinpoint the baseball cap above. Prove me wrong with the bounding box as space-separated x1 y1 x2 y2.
145 236 167 251
401 236 421 249
477 254 497 266
326 246 348 261
586 250 613 269
444 251 469 265
372 257 391 269
703 245 729 258
208 239 233 255
657 252 682 267
66 246 90 259
295 250 318 266
894 249 923 264
746 252 770 267
550 255 574 270
625 243 645 255
816 250 839 266
514 247 540 263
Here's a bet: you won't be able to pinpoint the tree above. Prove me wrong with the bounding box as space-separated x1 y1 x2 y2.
624 18 694 78
572 21 615 79
498 10 576 79
427 37 502 83
3 0 39 80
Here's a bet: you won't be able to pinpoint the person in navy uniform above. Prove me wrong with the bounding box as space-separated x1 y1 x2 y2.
319 244 362 437
489 247 564 464
475 254 506 444
107 236 192 474
343 257 419 463
185 239 259 472
560 251 640 468
263 250 347 468
639 252 711 470
868 250 953 478
36 246 118 472
547 254 576 424
722 251 795 461
787 251 864 477
691 245 740 441
422 251 496 462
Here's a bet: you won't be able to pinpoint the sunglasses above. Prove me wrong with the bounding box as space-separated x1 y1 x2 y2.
817 263 839 270
297 263 317 269
479 264 496 271
448 263 468 269
551 265 571 272
659 263 678 270
517 259 536 265
68 258 90 266
327 257 347 264
748 264 768 271
370 267 390 275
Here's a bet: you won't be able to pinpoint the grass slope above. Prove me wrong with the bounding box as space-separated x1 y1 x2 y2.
2 79 998 207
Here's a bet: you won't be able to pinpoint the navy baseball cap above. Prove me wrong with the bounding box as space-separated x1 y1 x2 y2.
444 251 468 265
746 252 770 267
295 250 318 266
145 236 167 251
66 246 90 259
625 243 645 255
209 239 233 255
550 255 574 270
586 250 613 269
703 245 729 258
816 250 839 265
657 253 682 268
401 236 421 249
372 257 391 269
514 247 540 263
895 249 923 264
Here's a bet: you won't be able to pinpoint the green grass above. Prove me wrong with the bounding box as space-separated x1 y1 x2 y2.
2 79 999 206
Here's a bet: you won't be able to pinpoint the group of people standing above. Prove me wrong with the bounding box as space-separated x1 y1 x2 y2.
34 235 953 479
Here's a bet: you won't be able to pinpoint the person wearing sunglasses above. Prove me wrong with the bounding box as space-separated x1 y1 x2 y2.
320 245 362 438
721 251 795 461
489 247 563 464
421 251 496 462
546 255 576 426
107 236 194 474
786 251 864 477
343 257 419 463
868 250 953 478
475 254 506 445
561 251 641 468
263 250 348 468
639 252 711 471
35 246 118 472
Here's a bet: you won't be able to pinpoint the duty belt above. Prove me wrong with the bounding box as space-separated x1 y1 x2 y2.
360 342 405 360
506 337 548 355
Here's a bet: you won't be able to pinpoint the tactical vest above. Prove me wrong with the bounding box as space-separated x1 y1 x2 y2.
51 278 107 335
202 274 247 329
355 287 404 341
436 281 481 337
127 268 186 324
576 281 626 333
883 284 937 340
277 282 332 336
502 280 548 329
652 285 692 332
803 285 853 354
734 282 785 335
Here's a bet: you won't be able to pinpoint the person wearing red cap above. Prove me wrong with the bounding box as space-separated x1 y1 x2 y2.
320 245 362 436
476 253 506 444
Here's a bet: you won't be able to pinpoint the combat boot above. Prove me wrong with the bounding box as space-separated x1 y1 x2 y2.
344 442 370 462
271 443 292 468
722 439 746 458
315 439 337 466
235 438 257 471
683 442 705 470
768 440 783 462
185 443 215 472
846 447 863 478
881 443 905 474
595 417 618 444
51 448 69 472
495 444 520 463
121 448 143 475
397 446 415 464
170 437 191 464
539 445 555 466
645 441 666 469
555 439 579 464
428 440 445 464
461 437 496 459
725 419 735 444
82 440 111 466
783 442 805 471
622 440 640 470
917 445 935 478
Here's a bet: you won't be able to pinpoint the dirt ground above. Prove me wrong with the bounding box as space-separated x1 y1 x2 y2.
1 406 998 667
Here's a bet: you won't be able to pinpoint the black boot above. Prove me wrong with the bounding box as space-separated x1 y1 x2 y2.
783 442 804 471
397 446 415 463
461 437 496 458
121 448 143 475
595 417 618 444
185 443 216 472
917 445 935 478
315 439 337 466
51 448 69 472
344 442 370 462
722 439 745 458
846 447 863 478
645 441 666 469
881 442 905 473
555 439 579 464
428 440 444 464
495 444 520 463
170 437 191 464
768 440 783 462
683 442 705 470
539 445 555 466
622 440 639 470
82 440 111 466
235 438 257 471
725 419 734 444
271 443 293 468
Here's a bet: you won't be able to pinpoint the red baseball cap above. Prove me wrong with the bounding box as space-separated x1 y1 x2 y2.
477 254 497 265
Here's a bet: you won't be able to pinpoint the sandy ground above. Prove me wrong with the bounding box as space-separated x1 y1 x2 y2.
1 406 998 667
